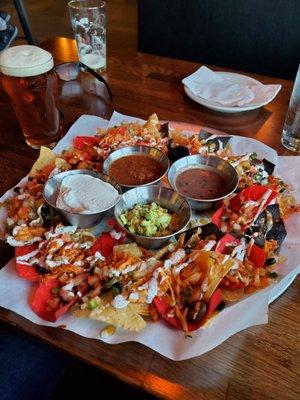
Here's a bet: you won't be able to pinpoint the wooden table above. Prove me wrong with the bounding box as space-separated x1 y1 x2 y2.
0 37 299 400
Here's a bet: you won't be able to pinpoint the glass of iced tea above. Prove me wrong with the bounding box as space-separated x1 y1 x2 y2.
0 45 63 149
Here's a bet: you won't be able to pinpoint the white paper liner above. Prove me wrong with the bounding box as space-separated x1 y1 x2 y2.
0 113 299 360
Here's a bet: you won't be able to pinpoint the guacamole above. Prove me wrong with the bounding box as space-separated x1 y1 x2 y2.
119 202 174 237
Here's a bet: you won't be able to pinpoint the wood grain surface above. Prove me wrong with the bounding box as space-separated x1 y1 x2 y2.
0 36 299 400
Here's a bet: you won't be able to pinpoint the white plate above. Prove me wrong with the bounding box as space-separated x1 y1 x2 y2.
184 71 270 113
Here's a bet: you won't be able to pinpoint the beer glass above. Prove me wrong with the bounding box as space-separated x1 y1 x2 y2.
0 45 63 149
68 0 106 72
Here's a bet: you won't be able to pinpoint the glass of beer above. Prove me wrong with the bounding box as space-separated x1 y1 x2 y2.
0 45 63 149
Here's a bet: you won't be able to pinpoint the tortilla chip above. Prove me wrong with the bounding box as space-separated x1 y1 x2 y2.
14 226 46 242
72 306 91 318
130 302 150 317
90 304 146 332
154 243 170 259
143 113 160 135
113 243 142 259
266 220 287 248
191 250 236 302
29 146 57 177
55 157 70 171
221 287 245 302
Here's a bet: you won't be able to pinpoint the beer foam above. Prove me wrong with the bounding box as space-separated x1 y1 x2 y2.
0 45 54 77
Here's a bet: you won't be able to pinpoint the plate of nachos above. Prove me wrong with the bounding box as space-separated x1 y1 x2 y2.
0 111 299 360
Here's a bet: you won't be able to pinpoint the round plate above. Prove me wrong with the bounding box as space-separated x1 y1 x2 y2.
184 71 269 113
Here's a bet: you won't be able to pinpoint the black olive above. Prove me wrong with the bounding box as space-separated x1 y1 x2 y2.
36 266 47 275
185 246 193 254
216 301 226 312
168 145 190 163
265 258 276 266
13 187 21 193
186 302 207 324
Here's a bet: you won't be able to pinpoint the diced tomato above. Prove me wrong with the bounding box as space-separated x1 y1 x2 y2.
115 126 127 135
73 136 98 149
15 244 40 282
91 231 126 257
30 277 77 322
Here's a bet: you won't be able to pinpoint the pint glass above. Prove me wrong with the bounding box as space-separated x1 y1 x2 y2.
0 45 63 149
68 0 107 72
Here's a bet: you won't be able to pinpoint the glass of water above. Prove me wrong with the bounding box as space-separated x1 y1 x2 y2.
281 65 300 152
68 0 106 72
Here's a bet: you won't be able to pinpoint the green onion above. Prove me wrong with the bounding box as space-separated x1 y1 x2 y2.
89 298 99 309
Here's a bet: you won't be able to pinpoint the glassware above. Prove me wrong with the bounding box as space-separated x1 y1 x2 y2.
68 0 107 73
55 61 112 100
0 45 63 149
281 65 300 152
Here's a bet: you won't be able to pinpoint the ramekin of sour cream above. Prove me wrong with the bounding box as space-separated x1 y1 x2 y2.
43 169 122 228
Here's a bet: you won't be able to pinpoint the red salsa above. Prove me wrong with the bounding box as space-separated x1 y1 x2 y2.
175 168 226 199
108 154 164 185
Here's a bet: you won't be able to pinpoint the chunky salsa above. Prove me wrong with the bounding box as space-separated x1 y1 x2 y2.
176 168 226 199
108 154 164 186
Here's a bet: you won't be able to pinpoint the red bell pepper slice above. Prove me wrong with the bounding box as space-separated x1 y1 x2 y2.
30 277 77 322
15 244 40 282
186 288 223 332
216 234 266 268
211 205 224 227
91 231 126 258
15 262 40 282
230 184 277 212
215 233 239 254
153 288 223 332
73 136 98 149
248 244 266 268
212 185 277 228
153 296 182 329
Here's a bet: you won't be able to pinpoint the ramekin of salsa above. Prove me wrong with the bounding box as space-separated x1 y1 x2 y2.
103 146 170 188
175 168 226 200
167 155 239 210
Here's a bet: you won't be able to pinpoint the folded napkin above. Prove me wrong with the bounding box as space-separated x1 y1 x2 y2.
182 66 281 107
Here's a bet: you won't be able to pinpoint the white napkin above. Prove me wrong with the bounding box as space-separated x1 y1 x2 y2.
182 66 281 107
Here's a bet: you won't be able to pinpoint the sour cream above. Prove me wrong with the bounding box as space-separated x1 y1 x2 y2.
56 174 119 214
